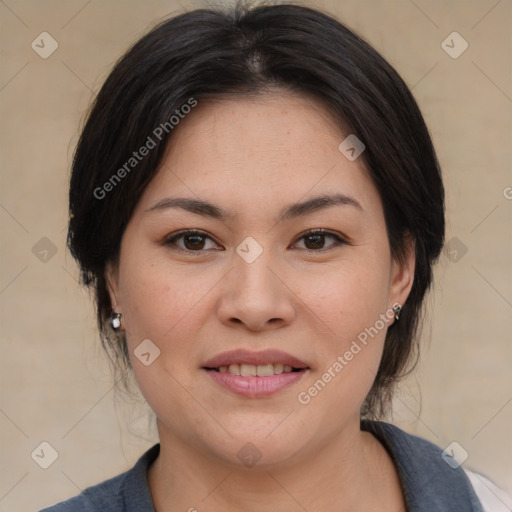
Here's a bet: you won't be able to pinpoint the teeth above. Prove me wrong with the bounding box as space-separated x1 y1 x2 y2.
256 364 274 377
273 363 284 374
240 364 257 377
217 363 297 376
227 364 240 375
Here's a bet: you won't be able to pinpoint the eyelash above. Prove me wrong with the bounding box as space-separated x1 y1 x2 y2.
162 229 349 254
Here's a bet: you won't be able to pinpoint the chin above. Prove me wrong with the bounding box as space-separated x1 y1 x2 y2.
218 436 306 470
198 416 311 470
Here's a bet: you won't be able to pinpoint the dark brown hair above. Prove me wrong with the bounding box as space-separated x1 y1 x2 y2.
67 1 445 418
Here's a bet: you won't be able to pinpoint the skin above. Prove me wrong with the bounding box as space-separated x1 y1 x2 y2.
106 91 415 511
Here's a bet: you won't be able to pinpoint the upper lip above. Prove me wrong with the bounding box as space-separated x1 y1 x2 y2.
202 349 309 369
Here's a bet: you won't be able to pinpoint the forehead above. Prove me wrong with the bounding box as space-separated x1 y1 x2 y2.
134 92 380 220
168 91 344 160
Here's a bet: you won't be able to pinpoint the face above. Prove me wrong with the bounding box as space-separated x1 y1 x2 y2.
107 92 414 468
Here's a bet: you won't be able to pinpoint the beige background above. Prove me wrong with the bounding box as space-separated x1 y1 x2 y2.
0 0 511 510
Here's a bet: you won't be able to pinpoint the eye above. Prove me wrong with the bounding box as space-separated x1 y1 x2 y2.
162 230 222 253
291 229 348 251
162 228 348 254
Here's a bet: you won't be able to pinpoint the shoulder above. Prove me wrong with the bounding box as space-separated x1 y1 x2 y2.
38 444 160 512
362 420 484 512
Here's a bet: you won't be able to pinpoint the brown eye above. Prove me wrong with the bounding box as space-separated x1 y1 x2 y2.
183 233 206 250
304 233 326 249
293 230 347 251
163 230 221 252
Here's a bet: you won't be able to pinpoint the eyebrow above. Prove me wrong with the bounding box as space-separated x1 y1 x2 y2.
147 193 362 223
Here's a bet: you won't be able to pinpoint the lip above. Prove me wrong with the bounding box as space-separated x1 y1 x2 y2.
202 349 309 369
202 349 310 398
204 369 308 398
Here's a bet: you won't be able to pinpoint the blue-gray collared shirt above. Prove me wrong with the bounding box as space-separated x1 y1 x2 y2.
39 421 483 511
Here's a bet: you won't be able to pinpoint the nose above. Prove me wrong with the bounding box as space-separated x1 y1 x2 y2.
216 249 296 332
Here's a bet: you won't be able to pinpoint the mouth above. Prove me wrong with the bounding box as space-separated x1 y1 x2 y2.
203 363 306 376
201 349 310 398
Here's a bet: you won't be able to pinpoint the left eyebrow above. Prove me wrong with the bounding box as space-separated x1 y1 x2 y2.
146 193 363 222
278 193 363 222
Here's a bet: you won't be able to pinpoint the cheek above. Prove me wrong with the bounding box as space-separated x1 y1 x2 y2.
295 255 392 406
117 251 208 343
296 288 391 430
116 255 213 426
303 254 391 335
116 249 224 392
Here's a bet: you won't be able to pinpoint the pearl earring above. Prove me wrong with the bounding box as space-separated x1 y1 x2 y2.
109 311 122 330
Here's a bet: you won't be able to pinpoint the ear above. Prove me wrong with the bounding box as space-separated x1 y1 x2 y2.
389 235 416 310
105 261 122 313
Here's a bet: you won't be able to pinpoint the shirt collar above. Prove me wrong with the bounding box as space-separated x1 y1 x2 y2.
121 443 160 512
120 421 482 511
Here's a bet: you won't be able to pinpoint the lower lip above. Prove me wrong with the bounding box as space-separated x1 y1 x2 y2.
203 369 308 398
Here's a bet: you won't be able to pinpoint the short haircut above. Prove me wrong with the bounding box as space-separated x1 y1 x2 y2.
67 2 445 419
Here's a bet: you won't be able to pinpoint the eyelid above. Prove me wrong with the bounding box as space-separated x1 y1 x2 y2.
162 228 350 254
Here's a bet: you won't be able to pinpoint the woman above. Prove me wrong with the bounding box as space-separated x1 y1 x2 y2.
42 2 483 510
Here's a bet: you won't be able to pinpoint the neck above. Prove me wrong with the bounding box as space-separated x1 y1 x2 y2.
147 418 405 512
